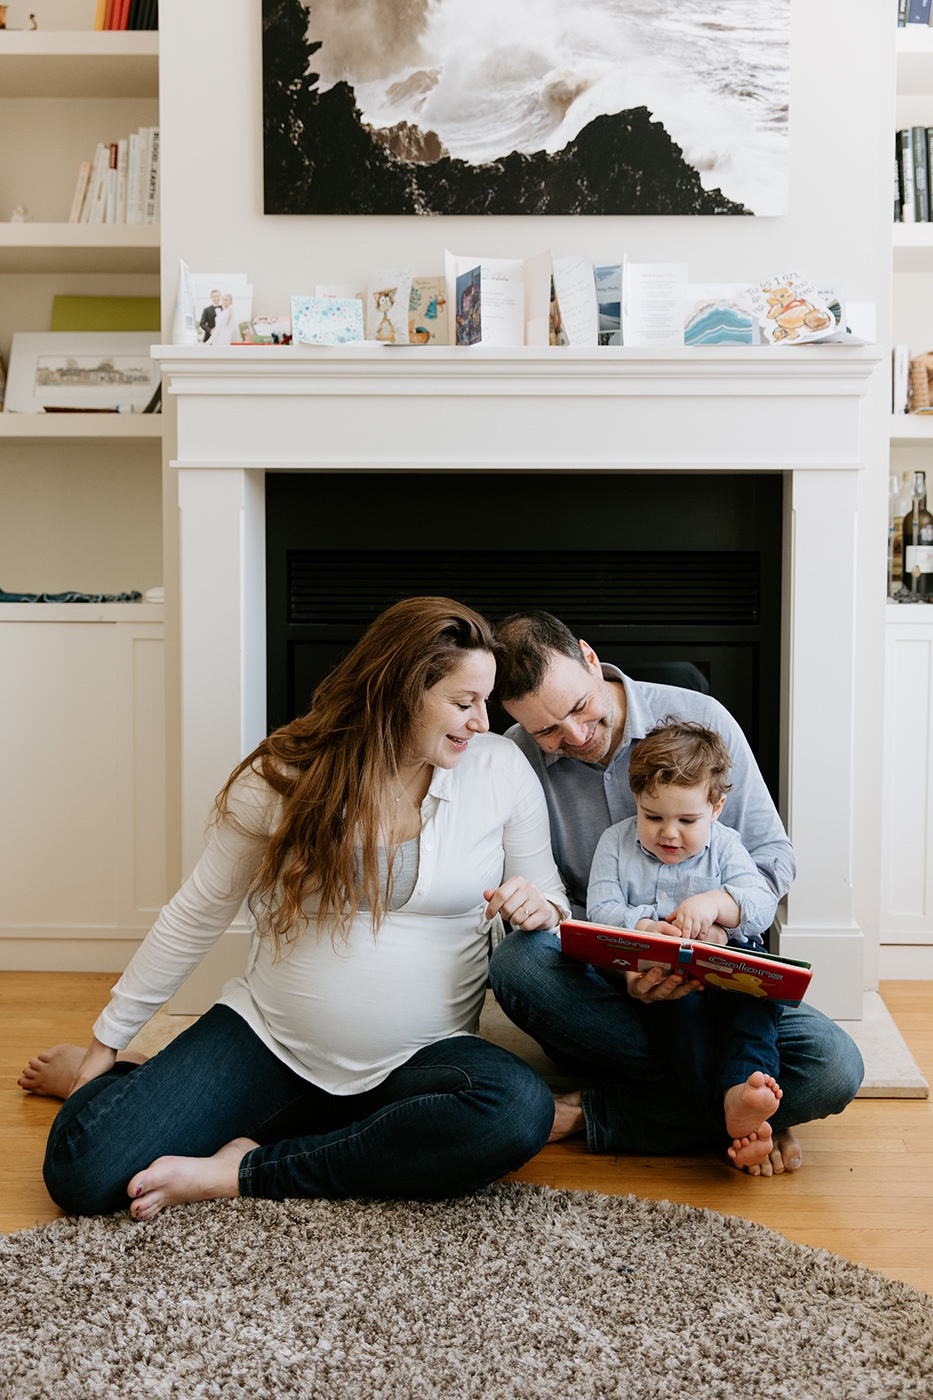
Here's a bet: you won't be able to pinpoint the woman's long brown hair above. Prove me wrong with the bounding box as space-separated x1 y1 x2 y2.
215 596 495 953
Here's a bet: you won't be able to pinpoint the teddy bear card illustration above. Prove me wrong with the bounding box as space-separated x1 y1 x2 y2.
745 272 838 345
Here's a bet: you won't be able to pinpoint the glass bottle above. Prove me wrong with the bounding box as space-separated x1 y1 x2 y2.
902 470 933 596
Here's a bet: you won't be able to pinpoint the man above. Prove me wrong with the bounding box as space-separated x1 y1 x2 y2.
489 610 863 1176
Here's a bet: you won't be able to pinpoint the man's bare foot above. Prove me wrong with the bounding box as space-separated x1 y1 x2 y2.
17 1044 147 1100
128 1136 259 1222
723 1071 782 1141
548 1090 585 1142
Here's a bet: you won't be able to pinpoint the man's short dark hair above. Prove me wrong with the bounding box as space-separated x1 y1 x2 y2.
494 611 586 703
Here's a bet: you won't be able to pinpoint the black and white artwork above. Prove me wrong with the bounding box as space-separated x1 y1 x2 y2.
262 0 789 218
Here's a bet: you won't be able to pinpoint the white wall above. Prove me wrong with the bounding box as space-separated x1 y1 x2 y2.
157 0 895 984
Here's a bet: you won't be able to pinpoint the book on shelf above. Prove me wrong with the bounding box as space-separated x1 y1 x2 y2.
84 144 110 225
136 128 151 223
96 0 157 29
144 127 160 225
907 0 933 21
67 161 93 224
913 127 930 223
68 127 159 226
899 129 917 224
559 919 813 1002
105 143 119 226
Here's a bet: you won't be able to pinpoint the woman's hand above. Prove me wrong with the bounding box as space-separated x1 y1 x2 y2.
483 878 559 931
69 1037 118 1096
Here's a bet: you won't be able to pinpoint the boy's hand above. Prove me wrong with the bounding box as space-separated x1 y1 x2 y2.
666 892 725 940
634 918 682 937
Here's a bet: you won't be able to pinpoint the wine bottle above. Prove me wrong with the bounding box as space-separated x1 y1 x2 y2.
902 469 933 596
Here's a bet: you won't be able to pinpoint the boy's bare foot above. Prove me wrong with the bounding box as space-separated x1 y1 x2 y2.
723 1071 782 1141
128 1136 259 1221
743 1127 803 1178
549 1090 585 1142
17 1044 147 1100
727 1123 775 1170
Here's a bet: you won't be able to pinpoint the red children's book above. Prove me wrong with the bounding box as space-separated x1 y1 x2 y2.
559 919 812 1002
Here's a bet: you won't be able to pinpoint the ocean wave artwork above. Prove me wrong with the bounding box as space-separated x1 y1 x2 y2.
262 0 789 217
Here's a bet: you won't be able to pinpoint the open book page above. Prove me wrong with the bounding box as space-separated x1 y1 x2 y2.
622 260 688 347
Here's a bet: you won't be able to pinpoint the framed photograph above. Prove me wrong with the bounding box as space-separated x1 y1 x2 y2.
189 274 254 345
262 0 789 217
4 333 160 414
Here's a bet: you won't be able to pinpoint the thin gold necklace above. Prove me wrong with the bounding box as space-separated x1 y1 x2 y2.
394 763 429 808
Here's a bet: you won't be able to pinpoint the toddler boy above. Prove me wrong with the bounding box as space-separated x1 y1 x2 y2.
587 718 786 1171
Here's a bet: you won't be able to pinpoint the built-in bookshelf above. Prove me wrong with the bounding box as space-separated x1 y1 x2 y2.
0 27 163 600
892 26 933 440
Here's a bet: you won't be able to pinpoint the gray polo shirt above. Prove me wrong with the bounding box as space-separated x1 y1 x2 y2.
505 665 796 918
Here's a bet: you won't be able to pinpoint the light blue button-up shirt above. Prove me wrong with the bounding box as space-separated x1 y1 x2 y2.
506 665 796 919
587 816 776 948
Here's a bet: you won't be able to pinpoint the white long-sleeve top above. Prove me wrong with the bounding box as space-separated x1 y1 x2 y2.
94 733 568 1095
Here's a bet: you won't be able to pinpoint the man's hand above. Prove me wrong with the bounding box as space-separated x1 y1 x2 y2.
483 878 559 931
69 1037 118 1097
624 967 702 1004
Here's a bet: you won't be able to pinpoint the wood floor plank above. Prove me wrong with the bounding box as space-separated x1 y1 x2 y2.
2 973 932 1294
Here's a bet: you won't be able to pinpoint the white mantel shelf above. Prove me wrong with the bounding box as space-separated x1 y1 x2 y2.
155 344 881 476
155 342 880 390
156 343 882 1020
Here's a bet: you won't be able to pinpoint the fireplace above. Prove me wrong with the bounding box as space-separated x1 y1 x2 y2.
155 343 882 1019
265 469 784 798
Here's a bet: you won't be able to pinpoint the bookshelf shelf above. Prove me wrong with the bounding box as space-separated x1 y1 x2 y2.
890 413 933 442
0 414 163 441
0 223 160 274
0 31 159 98
897 25 933 96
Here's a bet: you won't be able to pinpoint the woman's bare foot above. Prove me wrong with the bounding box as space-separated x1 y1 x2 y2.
742 1127 803 1178
17 1044 147 1100
723 1071 782 1141
128 1136 259 1221
549 1090 585 1142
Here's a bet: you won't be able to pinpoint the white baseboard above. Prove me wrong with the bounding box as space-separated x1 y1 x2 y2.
879 944 933 978
0 937 142 972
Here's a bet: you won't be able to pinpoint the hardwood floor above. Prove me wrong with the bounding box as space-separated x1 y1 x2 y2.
2 973 931 1295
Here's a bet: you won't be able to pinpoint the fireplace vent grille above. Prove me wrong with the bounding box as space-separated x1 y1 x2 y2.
287 551 760 626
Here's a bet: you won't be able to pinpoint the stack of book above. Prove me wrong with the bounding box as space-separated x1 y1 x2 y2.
94 0 158 29
896 127 933 223
67 129 159 225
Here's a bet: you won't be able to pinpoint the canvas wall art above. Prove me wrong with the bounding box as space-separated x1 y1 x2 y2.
262 0 789 217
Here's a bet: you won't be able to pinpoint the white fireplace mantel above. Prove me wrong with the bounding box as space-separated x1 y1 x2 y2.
155 344 882 1019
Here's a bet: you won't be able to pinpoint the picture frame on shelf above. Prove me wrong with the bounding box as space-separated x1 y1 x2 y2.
4 333 160 415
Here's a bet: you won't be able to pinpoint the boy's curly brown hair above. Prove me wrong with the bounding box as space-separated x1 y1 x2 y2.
628 717 733 805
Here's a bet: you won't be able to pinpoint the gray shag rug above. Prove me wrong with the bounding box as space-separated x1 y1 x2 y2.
2 1183 932 1399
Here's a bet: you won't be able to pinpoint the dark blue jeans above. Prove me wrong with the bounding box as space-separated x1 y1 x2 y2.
43 1006 555 1217
489 929 864 1155
640 989 783 1144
